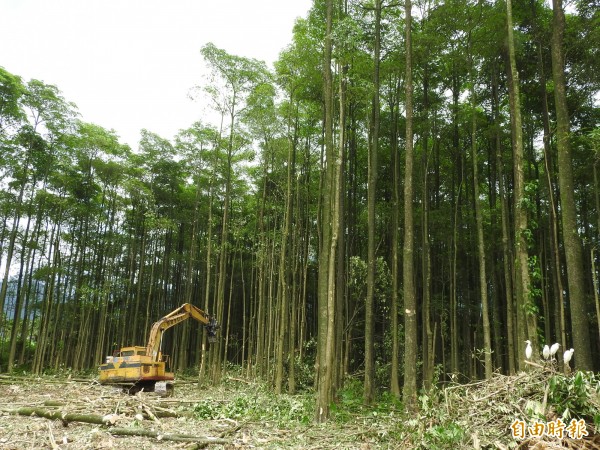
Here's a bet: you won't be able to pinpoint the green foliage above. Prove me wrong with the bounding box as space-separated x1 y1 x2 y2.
192 399 221 419
348 256 391 310
0 67 26 128
331 377 401 424
292 354 315 391
395 381 474 449
548 371 600 427
193 387 313 425
423 422 466 448
333 377 364 421
528 255 543 303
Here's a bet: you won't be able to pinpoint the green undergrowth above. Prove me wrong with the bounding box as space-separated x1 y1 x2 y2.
189 375 406 447
191 380 314 426
181 368 404 442
547 370 600 428
192 393 314 426
330 377 402 422
184 367 600 448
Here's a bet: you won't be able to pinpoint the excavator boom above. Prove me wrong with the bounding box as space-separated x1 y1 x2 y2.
145 303 217 361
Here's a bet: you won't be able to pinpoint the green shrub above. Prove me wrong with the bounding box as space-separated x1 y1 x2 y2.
548 371 600 427
192 387 313 425
192 399 222 419
423 422 465 448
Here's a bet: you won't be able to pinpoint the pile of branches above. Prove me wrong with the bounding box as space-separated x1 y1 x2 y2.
425 365 600 449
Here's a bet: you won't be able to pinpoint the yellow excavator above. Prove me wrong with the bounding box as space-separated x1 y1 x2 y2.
98 303 218 395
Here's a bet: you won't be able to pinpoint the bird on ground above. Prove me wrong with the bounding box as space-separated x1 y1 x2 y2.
525 340 533 359
563 348 574 366
550 342 560 358
542 345 550 360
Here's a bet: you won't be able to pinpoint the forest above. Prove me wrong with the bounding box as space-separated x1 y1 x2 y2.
0 0 599 439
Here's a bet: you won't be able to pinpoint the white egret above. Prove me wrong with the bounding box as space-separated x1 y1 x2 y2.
550 342 560 357
542 345 550 360
525 340 533 359
563 348 574 366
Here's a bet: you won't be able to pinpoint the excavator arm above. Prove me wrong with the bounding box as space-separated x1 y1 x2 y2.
145 303 218 361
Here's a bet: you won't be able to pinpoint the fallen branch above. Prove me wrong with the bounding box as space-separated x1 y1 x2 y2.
2 407 113 425
184 421 243 449
227 377 251 385
43 401 66 407
47 422 59 450
0 375 65 384
143 409 182 419
109 427 227 445
141 403 159 423
152 404 186 417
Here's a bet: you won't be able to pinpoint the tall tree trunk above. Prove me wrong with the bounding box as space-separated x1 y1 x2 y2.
288 170 300 393
402 0 417 409
0 187 26 335
316 0 335 423
253 135 271 378
390 74 401 397
471 91 492 379
450 181 462 374
335 63 347 392
33 224 59 374
449 62 462 376
223 252 235 367
200 125 221 383
7 202 34 372
131 223 147 344
364 0 381 406
506 0 534 367
212 107 236 383
538 44 567 354
550 0 592 370
275 98 295 393
421 66 434 390
492 66 515 374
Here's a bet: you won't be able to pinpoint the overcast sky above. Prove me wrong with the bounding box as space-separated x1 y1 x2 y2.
0 0 313 149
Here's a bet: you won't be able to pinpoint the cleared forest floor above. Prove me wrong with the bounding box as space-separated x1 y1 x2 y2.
0 367 598 449
0 374 398 449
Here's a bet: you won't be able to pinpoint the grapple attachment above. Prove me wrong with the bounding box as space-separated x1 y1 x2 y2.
206 317 219 343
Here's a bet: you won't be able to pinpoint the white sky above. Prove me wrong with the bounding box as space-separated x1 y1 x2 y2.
0 0 313 149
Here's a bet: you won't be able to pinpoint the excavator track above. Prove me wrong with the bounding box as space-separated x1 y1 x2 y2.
154 381 174 397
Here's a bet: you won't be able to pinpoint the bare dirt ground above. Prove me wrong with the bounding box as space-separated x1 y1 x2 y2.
0 375 395 450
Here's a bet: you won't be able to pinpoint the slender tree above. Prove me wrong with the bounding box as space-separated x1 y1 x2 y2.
550 0 593 370
470 84 492 379
506 0 535 366
316 0 336 423
364 0 381 406
402 0 417 408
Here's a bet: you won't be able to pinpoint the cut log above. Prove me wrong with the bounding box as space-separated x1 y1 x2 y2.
43 401 66 407
2 407 229 446
109 427 227 444
2 407 111 425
